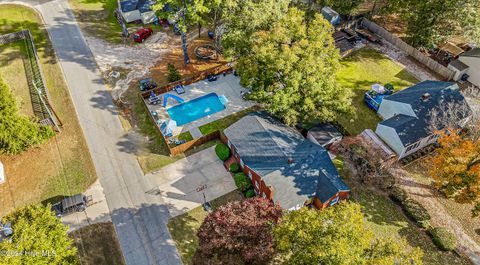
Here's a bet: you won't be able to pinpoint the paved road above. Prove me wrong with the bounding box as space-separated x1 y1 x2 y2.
0 0 182 264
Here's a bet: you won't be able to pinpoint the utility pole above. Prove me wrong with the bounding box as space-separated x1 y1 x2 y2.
180 0 190 64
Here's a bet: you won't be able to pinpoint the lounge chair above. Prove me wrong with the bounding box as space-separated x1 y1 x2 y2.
174 85 185 94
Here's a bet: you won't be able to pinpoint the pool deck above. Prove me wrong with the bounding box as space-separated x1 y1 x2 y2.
146 74 255 138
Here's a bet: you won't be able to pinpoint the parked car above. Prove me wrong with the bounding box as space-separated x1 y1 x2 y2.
133 28 153 43
51 194 91 217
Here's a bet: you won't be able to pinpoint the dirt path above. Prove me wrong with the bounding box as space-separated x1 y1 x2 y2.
84 28 209 101
393 167 480 264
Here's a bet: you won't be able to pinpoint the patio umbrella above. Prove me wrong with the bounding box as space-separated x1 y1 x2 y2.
160 119 177 137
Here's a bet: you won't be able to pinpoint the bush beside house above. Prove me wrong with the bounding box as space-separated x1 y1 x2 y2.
429 227 457 251
245 189 255 198
215 143 230 161
234 172 252 192
229 163 240 173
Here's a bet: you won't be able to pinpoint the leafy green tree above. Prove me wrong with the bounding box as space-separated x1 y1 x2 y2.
0 204 78 265
220 0 290 59
390 0 479 47
0 77 54 154
273 201 424 265
167 63 181 82
236 8 352 125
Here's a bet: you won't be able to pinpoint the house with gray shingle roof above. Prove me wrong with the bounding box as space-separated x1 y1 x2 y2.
375 81 471 159
457 48 480 88
223 112 350 210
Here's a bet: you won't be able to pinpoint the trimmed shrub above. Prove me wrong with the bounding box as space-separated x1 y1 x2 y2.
234 172 252 191
403 198 431 225
215 143 230 161
384 83 394 91
389 186 408 203
229 163 240 173
167 63 181 82
0 78 54 154
245 189 256 198
430 227 457 251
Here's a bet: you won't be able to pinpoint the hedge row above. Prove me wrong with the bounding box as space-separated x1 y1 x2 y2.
429 227 457 251
389 185 431 228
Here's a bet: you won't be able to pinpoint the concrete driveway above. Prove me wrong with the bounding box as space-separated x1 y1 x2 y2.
147 147 236 218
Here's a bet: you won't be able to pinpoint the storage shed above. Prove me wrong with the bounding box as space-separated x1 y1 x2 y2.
307 123 343 149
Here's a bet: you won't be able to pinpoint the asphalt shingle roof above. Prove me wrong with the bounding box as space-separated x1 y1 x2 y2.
308 123 343 146
449 59 469 71
380 81 470 146
224 112 349 209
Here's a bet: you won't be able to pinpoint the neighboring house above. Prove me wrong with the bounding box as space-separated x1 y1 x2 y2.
119 0 157 24
448 59 469 81
223 112 350 210
456 48 480 87
307 123 343 149
375 81 471 159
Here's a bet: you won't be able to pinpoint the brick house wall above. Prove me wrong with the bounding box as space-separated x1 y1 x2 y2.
222 134 348 210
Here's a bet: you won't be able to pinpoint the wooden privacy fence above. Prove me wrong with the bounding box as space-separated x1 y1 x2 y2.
140 62 232 99
169 130 221 156
360 18 455 80
141 64 235 156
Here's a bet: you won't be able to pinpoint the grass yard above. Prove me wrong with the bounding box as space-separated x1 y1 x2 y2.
198 106 260 135
336 47 418 135
352 187 471 265
168 190 244 265
68 0 123 43
122 85 185 174
406 160 480 247
0 5 96 216
70 222 126 265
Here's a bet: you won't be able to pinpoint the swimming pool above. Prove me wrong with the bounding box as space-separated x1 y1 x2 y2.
167 93 226 126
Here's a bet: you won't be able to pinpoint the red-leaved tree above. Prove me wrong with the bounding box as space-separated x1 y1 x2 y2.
194 197 283 265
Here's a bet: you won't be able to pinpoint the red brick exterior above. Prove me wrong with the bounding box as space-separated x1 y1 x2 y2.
223 135 350 209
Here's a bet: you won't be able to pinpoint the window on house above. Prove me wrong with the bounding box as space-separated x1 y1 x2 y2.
240 159 244 168
227 140 231 148
248 171 252 180
262 192 266 199
255 180 259 189
330 196 339 206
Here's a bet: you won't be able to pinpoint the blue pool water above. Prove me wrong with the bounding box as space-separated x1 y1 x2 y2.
167 93 226 126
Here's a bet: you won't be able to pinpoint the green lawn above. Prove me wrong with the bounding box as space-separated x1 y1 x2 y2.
198 106 260 135
123 86 185 174
70 222 126 265
68 0 124 43
0 4 96 216
168 190 244 265
336 48 419 135
352 188 471 265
